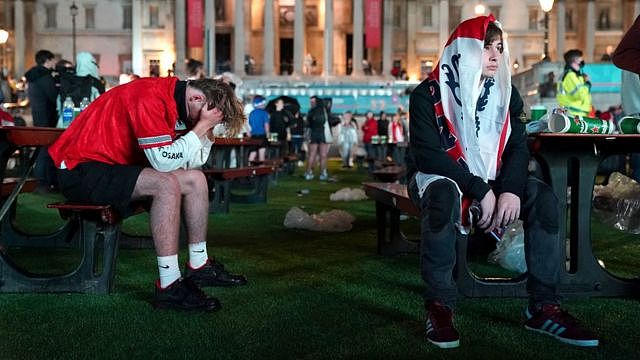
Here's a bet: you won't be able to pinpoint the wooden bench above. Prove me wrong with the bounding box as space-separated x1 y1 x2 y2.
372 165 405 183
1 177 37 197
252 154 298 177
363 182 528 298
202 165 275 213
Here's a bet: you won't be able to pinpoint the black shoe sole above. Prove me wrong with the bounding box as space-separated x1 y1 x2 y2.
191 277 248 288
152 300 221 312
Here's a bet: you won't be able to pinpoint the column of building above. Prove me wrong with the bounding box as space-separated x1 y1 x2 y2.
13 0 24 78
205 0 216 77
556 0 565 61
585 0 595 62
263 0 275 75
406 0 417 80
293 0 305 74
234 0 245 76
323 0 334 76
132 0 143 76
352 0 364 76
438 0 449 61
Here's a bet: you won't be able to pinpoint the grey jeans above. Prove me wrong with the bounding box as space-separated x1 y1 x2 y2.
408 174 561 309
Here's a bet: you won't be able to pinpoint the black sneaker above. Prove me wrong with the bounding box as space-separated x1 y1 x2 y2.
425 302 460 349
525 304 599 347
185 259 248 287
152 278 221 311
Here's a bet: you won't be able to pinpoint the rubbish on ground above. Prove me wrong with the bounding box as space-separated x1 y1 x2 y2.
329 187 367 201
283 206 355 232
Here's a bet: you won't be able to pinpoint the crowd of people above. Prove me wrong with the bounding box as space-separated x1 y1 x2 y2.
23 49 105 193
240 97 411 180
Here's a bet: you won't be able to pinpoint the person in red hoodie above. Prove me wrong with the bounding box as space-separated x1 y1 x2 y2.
361 111 378 162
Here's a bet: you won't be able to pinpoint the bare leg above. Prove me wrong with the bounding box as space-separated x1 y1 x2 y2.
258 147 266 161
131 168 209 256
307 143 318 173
319 143 330 173
173 169 209 246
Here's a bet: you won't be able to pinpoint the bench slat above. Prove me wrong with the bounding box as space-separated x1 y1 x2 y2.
202 165 275 180
362 182 419 217
1 178 38 197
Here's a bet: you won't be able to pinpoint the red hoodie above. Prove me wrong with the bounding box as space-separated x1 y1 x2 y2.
361 117 378 144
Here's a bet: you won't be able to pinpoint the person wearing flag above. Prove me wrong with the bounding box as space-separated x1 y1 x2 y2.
406 15 599 349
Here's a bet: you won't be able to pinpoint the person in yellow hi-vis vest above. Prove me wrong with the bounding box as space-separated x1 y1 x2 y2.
556 49 593 116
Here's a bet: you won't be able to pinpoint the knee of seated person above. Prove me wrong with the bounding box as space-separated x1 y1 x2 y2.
184 169 208 190
423 179 457 231
155 172 181 195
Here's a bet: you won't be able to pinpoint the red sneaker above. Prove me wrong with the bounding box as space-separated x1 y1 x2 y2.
525 304 599 347
425 302 460 348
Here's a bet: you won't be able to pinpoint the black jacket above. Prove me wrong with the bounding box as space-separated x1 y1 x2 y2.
269 110 292 138
406 78 528 201
306 103 327 132
25 65 58 127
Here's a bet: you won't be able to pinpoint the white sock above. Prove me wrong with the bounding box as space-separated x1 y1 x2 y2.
188 241 209 269
157 254 181 288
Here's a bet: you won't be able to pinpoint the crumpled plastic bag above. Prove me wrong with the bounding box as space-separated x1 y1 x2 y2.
329 187 367 201
488 220 527 274
283 206 355 232
593 172 640 234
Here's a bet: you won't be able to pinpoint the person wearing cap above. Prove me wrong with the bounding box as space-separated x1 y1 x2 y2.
248 95 270 162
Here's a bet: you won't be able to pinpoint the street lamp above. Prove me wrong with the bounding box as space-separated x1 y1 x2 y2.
0 29 8 73
70 1 78 61
539 0 554 61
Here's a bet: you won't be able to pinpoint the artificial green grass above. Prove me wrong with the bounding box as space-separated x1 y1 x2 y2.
1 160 639 359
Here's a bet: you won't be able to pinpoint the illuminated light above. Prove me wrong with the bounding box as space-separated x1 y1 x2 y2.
474 3 486 16
0 29 8 44
539 0 554 13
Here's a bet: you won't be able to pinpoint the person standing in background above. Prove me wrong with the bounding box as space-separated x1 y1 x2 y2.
361 111 378 162
338 111 358 168
25 50 58 193
377 111 390 161
269 98 292 157
186 59 205 80
247 95 270 162
556 49 593 117
304 96 332 180
288 110 305 166
387 111 406 165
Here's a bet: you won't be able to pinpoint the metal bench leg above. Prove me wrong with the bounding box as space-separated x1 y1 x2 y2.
218 180 231 213
454 233 527 298
1 201 77 248
209 180 230 213
0 216 120 294
230 175 269 204
376 202 418 255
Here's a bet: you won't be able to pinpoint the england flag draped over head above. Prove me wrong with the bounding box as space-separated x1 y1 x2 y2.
427 14 512 183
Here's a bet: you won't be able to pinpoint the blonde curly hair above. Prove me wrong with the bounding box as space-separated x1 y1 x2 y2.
189 78 246 137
